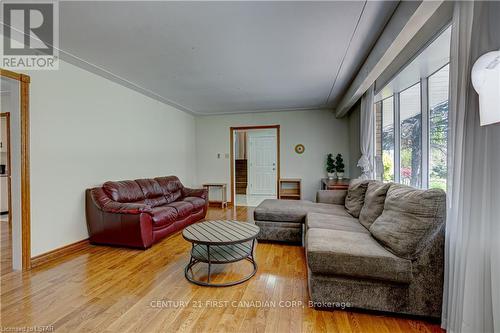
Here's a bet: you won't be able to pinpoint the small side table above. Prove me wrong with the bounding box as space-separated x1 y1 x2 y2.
202 183 228 208
321 178 351 190
279 178 302 200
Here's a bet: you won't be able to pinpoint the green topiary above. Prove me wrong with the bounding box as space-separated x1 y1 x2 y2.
326 153 336 173
335 154 345 173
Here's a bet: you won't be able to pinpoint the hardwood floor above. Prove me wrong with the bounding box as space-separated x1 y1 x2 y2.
1 217 12 276
0 206 444 332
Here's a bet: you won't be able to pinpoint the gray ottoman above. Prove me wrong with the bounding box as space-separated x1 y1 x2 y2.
253 199 312 243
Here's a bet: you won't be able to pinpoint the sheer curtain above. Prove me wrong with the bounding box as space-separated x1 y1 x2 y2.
442 2 500 332
356 84 375 180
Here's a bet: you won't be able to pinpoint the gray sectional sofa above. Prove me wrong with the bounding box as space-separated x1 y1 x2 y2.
253 180 446 318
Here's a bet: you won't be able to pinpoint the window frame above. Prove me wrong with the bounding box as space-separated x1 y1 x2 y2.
427 63 450 190
374 63 449 189
398 81 422 188
378 95 396 182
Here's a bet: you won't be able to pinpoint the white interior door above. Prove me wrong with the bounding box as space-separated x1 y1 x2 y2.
247 131 277 196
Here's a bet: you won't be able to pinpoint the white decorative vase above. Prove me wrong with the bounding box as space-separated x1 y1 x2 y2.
327 172 336 179
337 172 344 180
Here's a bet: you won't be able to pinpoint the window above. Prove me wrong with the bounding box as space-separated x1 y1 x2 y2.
382 97 394 182
373 26 450 190
374 78 449 189
399 84 422 188
428 65 449 190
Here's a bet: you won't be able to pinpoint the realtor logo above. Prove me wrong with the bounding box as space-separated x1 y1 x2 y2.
1 1 59 70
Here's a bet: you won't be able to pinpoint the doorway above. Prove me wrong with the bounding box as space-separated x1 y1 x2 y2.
1 112 12 275
230 125 280 207
0 69 31 271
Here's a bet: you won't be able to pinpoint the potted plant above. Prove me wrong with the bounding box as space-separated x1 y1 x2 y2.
326 153 336 179
335 153 345 179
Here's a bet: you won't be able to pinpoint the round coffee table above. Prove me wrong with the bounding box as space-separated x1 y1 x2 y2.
182 220 260 287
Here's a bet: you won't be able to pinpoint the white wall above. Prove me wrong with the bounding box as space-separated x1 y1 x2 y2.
195 110 350 202
22 61 196 256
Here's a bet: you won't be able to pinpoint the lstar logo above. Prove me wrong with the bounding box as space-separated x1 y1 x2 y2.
1 1 59 70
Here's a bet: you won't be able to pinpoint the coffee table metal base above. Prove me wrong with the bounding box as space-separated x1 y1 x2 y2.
184 241 257 287
184 257 257 287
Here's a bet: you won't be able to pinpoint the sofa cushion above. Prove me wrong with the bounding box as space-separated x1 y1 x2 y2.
183 197 206 210
316 190 347 205
166 201 194 218
254 199 314 223
103 180 145 203
359 181 391 229
344 180 370 217
306 228 412 283
254 199 352 224
306 213 368 234
91 188 153 215
369 184 446 259
135 178 168 207
306 203 353 218
255 220 302 243
155 176 184 203
151 206 178 229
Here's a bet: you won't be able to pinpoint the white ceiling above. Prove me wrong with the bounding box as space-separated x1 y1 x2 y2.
59 1 397 115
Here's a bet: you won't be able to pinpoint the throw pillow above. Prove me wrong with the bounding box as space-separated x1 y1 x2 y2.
344 179 370 217
359 181 391 229
369 183 446 259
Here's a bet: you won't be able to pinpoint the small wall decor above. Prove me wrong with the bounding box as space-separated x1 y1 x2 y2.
295 144 305 154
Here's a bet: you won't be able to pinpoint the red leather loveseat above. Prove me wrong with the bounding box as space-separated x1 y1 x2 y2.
85 176 208 249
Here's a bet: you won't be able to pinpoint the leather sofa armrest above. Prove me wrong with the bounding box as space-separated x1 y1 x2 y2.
100 201 153 215
86 189 154 248
316 190 347 205
183 187 208 200
90 188 153 215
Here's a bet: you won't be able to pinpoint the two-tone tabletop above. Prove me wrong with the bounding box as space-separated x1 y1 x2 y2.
182 220 260 287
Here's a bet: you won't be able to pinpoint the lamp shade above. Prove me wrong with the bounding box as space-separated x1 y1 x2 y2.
471 50 500 126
